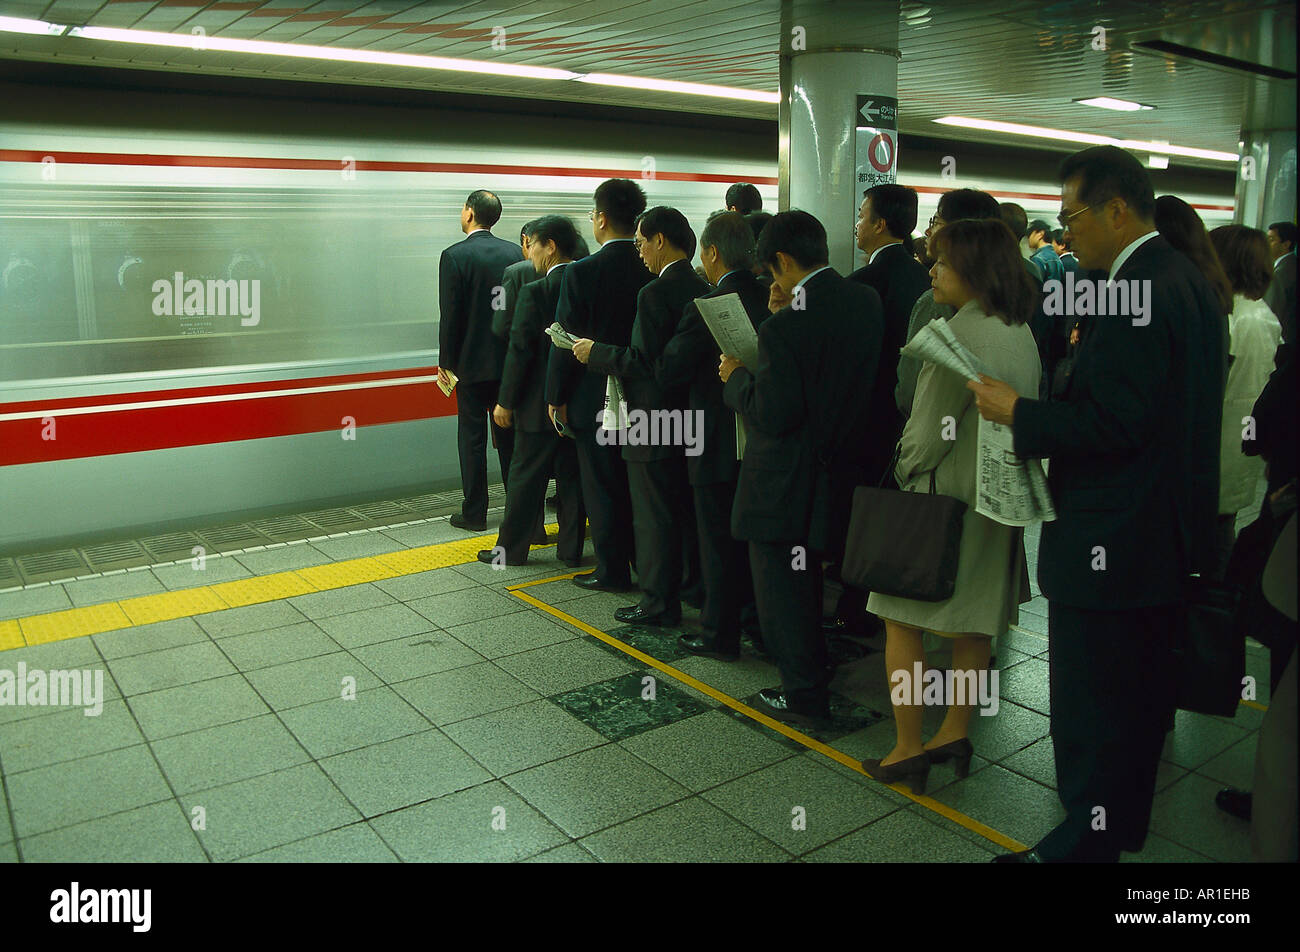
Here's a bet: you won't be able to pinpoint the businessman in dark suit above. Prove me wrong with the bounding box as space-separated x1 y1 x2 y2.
439 190 525 531
477 215 586 567
654 211 769 658
1265 221 1296 344
721 211 884 726
493 220 542 341
970 146 1226 862
546 179 651 591
575 207 710 625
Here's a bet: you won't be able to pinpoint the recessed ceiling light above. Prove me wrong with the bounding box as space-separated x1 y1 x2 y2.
576 73 779 103
932 116 1237 162
1075 96 1155 111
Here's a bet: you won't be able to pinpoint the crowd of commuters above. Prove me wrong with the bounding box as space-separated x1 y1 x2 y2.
435 148 1296 863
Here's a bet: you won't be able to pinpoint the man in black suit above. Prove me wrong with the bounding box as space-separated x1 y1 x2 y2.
546 179 651 591
720 211 884 726
654 211 769 658
726 183 763 216
477 216 586 568
970 146 1226 862
1265 221 1296 344
493 220 542 341
439 190 525 531
574 207 710 625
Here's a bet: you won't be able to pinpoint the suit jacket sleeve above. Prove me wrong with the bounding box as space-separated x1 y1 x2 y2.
499 281 541 410
654 303 710 391
438 249 464 373
722 317 804 436
1013 305 1172 459
586 284 665 379
493 265 524 341
545 265 583 407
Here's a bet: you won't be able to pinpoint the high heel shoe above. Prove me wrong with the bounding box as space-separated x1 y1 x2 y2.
861 753 930 795
924 738 974 779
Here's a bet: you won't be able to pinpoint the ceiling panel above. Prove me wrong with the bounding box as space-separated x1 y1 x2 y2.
2 0 1293 167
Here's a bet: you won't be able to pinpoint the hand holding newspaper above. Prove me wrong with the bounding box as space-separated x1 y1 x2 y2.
899 319 1056 527
437 367 458 397
695 293 757 459
546 322 578 350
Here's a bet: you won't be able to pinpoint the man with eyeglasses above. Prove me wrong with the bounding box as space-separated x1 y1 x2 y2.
545 179 652 592
969 145 1225 863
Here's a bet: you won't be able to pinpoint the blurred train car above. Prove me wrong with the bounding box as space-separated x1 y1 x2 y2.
0 76 1234 551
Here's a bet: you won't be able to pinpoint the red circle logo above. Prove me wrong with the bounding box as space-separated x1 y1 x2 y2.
868 132 895 173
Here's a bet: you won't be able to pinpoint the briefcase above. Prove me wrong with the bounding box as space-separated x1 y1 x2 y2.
841 469 967 602
1174 576 1244 717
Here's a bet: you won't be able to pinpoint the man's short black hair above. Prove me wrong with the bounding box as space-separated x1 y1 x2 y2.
700 210 755 272
594 179 647 232
755 209 829 271
1058 145 1156 221
937 188 1000 224
744 211 773 243
636 206 696 259
1269 221 1297 250
1026 219 1053 239
465 189 502 228
725 183 763 215
524 215 579 259
998 202 1029 239
520 218 541 244
864 183 919 250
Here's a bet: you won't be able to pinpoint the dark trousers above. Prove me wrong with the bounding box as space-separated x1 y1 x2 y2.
1038 601 1177 862
496 429 586 563
694 478 753 648
572 426 634 584
456 379 514 523
749 539 828 712
626 455 690 617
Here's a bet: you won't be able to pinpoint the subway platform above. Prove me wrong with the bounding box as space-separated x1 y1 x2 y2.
0 505 1270 863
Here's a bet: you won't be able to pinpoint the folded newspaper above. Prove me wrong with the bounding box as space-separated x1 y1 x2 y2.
546 322 578 350
900 318 1056 527
694 292 757 460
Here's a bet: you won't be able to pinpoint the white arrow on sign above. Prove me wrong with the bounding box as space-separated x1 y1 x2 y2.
860 100 880 121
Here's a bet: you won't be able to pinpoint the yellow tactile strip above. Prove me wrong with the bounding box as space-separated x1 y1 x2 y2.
508 573 1030 855
1 530 517 650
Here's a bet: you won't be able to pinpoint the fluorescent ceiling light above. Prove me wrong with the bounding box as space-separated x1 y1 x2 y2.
932 116 1238 162
577 72 780 103
66 26 581 81
1075 96 1154 111
0 16 66 35
1147 154 1169 169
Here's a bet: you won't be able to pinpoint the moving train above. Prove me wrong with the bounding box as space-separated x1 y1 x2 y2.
0 77 1235 551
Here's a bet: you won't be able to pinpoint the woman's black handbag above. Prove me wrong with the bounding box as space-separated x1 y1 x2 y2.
840 456 967 602
1174 576 1244 717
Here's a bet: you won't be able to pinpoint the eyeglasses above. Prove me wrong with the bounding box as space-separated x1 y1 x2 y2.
928 216 943 230
588 209 597 222
1057 205 1092 229
633 237 646 250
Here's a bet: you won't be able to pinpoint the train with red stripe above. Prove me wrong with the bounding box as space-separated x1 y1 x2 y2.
0 77 1235 551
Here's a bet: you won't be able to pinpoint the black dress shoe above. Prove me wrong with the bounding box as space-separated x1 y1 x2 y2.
450 514 487 532
532 528 549 545
753 688 830 729
992 849 1045 863
1215 787 1253 821
678 632 739 661
571 572 634 592
476 548 527 567
613 605 680 626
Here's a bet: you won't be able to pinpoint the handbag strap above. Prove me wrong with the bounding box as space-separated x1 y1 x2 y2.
878 442 902 488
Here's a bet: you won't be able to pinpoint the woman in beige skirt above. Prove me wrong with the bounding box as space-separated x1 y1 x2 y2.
863 218 1042 794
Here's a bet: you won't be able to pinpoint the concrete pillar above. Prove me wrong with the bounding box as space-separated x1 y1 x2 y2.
779 0 901 274
1236 81 1297 229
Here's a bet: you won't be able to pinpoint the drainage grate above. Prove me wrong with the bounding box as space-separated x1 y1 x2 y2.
353 500 415 521
303 508 368 531
402 493 451 514
82 539 150 572
16 549 88 584
196 524 269 551
140 531 204 561
250 515 319 542
0 557 20 587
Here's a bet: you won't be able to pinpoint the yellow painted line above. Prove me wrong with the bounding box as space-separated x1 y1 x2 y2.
1239 698 1268 712
0 619 22 651
508 577 1028 854
0 526 560 651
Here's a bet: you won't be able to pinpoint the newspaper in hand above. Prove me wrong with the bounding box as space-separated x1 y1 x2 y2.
900 318 1056 527
695 293 759 369
546 322 578 350
437 367 458 397
602 374 629 430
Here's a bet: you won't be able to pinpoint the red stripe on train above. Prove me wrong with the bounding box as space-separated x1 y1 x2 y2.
0 149 779 186
0 381 455 466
